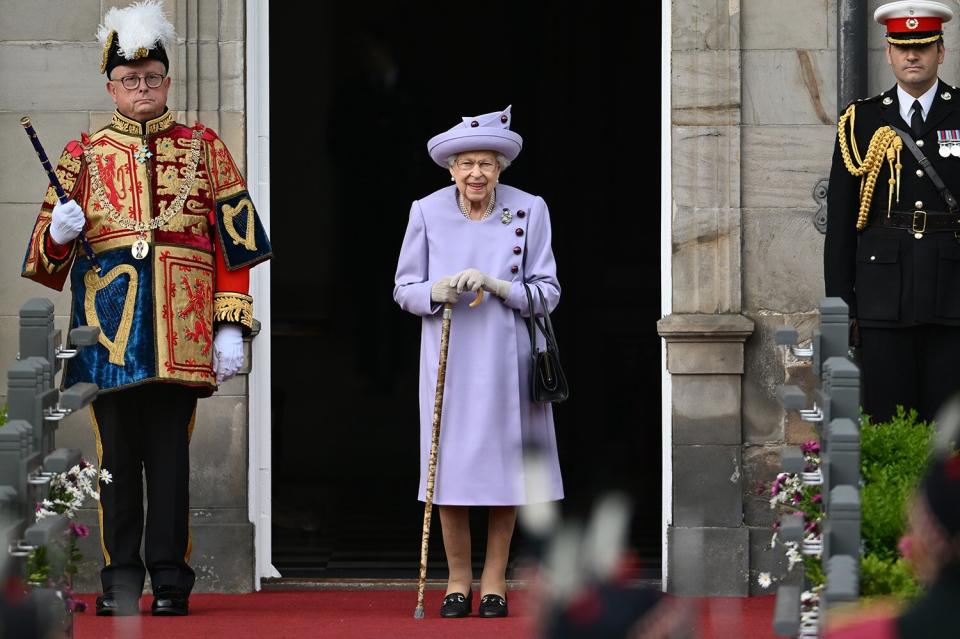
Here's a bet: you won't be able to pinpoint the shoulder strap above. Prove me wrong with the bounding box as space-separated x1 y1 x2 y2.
890 125 959 213
523 284 538 352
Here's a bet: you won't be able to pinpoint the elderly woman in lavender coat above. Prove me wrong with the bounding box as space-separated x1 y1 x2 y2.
394 106 564 618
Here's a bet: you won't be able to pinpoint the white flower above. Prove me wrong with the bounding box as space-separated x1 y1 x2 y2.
757 572 773 589
770 532 779 548
99 469 113 485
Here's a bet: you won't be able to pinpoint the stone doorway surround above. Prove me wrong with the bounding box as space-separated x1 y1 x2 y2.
658 0 755 595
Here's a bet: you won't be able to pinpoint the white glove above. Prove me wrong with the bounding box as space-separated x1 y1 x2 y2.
49 200 85 245
449 268 511 299
430 277 460 304
212 324 244 384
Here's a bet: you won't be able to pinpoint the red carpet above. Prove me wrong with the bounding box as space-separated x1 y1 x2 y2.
73 591 778 638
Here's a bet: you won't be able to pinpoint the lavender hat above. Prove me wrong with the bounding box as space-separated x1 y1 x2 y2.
427 105 523 168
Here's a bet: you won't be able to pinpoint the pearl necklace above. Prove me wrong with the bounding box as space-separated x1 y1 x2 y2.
458 188 496 221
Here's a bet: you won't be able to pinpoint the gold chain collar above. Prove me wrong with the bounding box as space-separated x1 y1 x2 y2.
83 127 204 235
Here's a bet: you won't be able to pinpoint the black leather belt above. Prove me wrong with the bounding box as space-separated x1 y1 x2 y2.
873 210 960 233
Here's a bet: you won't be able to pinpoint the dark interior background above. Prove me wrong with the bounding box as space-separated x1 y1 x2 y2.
268 2 659 579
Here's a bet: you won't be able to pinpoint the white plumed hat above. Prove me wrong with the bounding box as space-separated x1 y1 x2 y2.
97 1 176 75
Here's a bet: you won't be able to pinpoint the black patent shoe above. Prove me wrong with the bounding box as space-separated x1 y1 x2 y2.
478 594 508 618
439 591 472 618
151 585 189 616
95 591 140 616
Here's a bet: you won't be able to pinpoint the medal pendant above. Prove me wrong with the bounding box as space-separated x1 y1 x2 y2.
131 238 149 260
952 144 960 158
941 144 952 158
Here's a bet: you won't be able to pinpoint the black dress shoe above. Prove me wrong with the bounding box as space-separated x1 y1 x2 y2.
439 591 472 618
151 585 189 616
478 594 508 618
95 591 140 616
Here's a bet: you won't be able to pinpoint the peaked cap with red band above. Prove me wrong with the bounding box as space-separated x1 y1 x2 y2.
875 1 954 45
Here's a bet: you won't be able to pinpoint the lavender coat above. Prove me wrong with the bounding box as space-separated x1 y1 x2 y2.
394 184 565 505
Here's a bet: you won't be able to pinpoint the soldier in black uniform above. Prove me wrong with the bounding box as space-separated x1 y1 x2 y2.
825 0 960 424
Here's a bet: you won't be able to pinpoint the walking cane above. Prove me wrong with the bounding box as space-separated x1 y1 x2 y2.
414 290 484 619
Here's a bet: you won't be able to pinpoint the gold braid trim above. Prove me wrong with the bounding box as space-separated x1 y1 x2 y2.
213 293 253 330
100 30 116 74
887 35 942 45
837 104 903 230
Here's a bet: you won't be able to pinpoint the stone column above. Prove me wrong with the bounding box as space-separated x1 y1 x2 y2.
663 0 753 595
658 314 753 595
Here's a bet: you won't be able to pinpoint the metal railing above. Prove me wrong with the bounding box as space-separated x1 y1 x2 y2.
773 298 861 638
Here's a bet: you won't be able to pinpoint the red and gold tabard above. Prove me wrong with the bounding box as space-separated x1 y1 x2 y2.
21 109 271 394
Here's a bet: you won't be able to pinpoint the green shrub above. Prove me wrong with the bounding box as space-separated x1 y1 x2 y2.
860 554 922 601
859 406 934 597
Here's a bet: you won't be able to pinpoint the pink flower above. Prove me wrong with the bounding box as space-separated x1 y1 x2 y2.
812 494 823 504
68 522 89 538
801 441 820 454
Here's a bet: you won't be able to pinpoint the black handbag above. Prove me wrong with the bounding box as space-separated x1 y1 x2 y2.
523 284 569 404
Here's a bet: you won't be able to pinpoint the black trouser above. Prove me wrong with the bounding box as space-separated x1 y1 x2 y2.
90 383 198 595
859 325 960 424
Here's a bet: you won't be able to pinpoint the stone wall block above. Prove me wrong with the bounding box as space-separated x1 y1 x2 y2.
191 396 248 508
673 127 741 210
673 375 742 445
668 526 749 596
742 0 829 50
0 0 101 41
218 41 245 112
741 125 835 209
742 50 836 126
673 445 744 527
742 209 825 314
673 50 740 126
0 114 90 205
671 206 742 314
672 0 740 51
0 44 108 111
220 0 245 41
742 445 780 527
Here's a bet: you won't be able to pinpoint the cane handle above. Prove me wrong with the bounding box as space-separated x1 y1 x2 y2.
468 290 484 308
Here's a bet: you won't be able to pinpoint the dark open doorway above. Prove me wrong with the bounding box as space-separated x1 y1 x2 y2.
268 3 657 580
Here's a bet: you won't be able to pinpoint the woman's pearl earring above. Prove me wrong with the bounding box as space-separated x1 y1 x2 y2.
451 176 455 182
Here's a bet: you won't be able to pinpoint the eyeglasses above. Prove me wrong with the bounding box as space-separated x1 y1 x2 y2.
112 73 166 90
455 159 498 173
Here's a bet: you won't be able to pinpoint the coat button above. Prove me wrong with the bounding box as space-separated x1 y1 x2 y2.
513 246 522 254
917 139 925 147
500 114 508 123
510 265 519 274
517 210 526 218
515 228 524 236
915 201 924 209
870 255 876 261
470 120 479 127
917 169 925 177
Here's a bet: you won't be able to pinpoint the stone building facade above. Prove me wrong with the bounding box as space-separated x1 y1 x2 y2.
0 0 257 593
661 0 960 595
2 0 953 597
